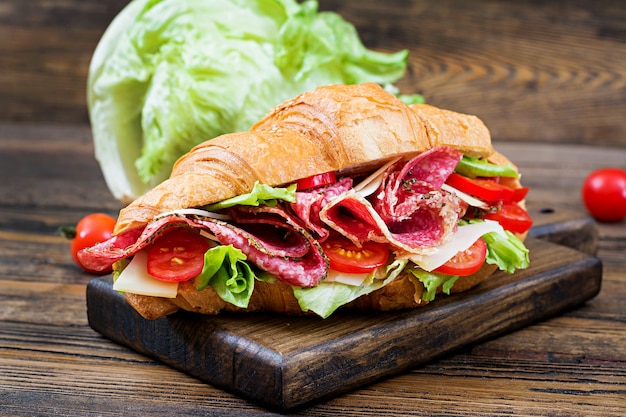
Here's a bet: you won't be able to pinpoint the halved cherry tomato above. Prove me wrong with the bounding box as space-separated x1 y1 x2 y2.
69 213 116 274
146 229 211 282
446 173 514 202
483 202 533 234
322 236 389 274
296 171 337 190
434 238 487 276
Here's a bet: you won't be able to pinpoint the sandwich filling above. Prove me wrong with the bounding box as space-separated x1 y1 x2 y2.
79 146 531 317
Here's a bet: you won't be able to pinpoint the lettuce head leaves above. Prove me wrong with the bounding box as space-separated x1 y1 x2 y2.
88 0 414 203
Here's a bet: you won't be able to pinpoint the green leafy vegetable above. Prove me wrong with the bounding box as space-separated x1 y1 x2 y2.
194 245 255 308
204 182 296 211
455 155 519 179
456 218 530 274
406 269 459 302
293 260 407 318
482 229 530 274
88 0 415 203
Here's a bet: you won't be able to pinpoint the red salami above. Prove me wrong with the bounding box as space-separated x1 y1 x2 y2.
289 177 353 240
225 206 310 258
78 210 328 288
375 147 463 221
320 147 466 253
78 215 200 272
320 190 387 246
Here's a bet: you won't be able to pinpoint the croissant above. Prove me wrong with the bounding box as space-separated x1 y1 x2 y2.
80 82 530 320
114 83 492 235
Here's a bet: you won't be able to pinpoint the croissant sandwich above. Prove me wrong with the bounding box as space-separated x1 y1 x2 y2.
79 82 532 320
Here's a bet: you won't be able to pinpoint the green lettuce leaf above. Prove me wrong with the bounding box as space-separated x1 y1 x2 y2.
406 269 459 302
457 219 530 274
204 181 296 211
482 229 530 273
293 260 407 318
194 245 255 308
88 0 414 203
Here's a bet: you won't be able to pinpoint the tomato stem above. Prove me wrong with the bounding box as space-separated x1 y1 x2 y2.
58 225 77 240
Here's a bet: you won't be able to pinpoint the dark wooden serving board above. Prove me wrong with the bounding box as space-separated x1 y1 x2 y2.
86 206 603 413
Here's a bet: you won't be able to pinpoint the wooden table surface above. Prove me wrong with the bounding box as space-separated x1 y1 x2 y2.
0 125 624 416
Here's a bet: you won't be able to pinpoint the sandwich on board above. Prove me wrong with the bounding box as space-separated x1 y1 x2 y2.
79 83 531 319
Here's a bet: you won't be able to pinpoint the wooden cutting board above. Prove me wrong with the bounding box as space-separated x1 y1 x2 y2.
86 206 602 413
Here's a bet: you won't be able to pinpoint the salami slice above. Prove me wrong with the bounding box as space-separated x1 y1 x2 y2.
222 204 329 286
78 211 328 288
320 147 466 253
202 220 327 287
375 146 463 221
319 190 387 246
288 177 353 240
78 215 202 272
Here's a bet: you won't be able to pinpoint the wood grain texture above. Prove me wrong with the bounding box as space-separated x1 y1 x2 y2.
0 0 128 123
1 0 625 148
0 129 625 414
318 0 626 147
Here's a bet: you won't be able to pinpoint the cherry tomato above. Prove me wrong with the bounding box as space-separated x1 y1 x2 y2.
483 202 533 234
446 173 515 202
296 171 337 190
434 238 487 276
322 236 389 274
581 167 626 222
70 213 116 274
146 229 211 281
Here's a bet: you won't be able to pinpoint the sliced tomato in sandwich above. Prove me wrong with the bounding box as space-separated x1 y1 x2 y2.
434 237 487 276
483 202 533 234
446 173 514 202
296 171 337 190
322 235 389 274
146 229 211 281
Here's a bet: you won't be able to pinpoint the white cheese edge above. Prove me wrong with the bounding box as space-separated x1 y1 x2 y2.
407 220 505 271
113 251 179 298
323 269 371 286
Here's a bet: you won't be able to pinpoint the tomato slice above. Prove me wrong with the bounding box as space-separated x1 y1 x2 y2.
322 236 389 274
483 202 533 234
434 238 487 276
446 173 515 202
511 186 530 202
146 229 212 282
296 171 337 190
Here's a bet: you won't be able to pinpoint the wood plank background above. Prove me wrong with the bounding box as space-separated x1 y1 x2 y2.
1 0 625 148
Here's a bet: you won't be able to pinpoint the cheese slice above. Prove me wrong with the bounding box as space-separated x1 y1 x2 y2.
323 269 370 287
441 183 488 209
354 157 402 197
154 207 231 221
113 251 179 298
408 220 505 271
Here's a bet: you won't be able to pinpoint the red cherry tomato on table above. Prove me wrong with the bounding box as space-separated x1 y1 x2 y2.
321 236 389 274
146 229 212 282
483 202 533 234
581 168 626 222
70 213 116 274
296 171 337 190
434 238 487 276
